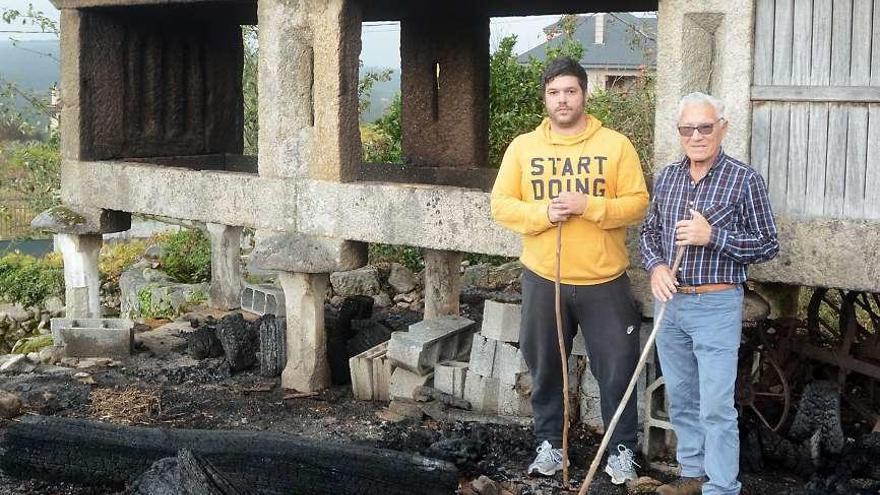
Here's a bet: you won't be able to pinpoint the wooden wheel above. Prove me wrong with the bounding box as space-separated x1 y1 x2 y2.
736 343 791 432
806 287 846 347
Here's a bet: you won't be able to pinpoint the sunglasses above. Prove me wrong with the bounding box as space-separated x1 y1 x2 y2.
677 118 724 137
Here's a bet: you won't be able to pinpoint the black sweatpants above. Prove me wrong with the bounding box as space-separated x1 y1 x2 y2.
520 268 641 451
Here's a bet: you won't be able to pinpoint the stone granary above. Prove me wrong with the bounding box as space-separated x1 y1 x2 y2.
37 0 880 396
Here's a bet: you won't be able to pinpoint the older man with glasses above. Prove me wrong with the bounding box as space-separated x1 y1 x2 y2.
639 92 779 495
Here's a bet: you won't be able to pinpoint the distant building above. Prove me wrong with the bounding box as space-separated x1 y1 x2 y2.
518 13 656 94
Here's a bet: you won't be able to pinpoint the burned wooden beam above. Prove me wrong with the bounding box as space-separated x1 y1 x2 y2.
1 415 458 495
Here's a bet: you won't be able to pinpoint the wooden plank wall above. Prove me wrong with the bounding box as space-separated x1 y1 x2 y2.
751 0 880 219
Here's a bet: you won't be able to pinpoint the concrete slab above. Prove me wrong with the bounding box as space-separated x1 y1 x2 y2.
386 316 475 376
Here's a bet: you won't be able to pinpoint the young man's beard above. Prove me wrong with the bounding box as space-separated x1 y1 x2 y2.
549 105 585 127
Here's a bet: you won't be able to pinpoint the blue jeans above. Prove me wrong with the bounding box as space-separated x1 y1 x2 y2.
655 286 743 495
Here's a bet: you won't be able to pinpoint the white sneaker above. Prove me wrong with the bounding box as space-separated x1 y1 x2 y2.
604 444 639 484
527 440 564 476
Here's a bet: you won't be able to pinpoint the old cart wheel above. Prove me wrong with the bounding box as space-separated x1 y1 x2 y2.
737 345 791 432
838 291 880 419
806 288 846 347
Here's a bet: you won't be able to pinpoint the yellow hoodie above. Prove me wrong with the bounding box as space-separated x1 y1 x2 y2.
491 116 649 285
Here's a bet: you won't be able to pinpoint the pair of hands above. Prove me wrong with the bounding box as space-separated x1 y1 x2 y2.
547 192 587 223
650 209 712 302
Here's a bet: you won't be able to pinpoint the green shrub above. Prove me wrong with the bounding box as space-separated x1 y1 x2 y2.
368 244 423 272
584 77 655 180
99 240 147 286
0 251 64 308
362 93 402 164
137 285 174 320
0 136 61 214
158 229 211 284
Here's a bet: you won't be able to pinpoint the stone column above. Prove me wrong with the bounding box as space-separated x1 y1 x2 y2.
654 0 755 169
423 249 463 319
279 272 330 392
55 233 102 318
400 15 489 167
206 223 242 310
258 0 361 181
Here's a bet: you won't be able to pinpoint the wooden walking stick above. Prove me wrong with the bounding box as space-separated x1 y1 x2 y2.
577 245 686 495
554 223 572 488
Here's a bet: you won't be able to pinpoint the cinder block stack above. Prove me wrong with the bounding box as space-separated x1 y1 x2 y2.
458 300 533 416
384 315 476 400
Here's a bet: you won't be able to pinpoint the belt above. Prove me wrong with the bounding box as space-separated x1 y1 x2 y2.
677 283 737 294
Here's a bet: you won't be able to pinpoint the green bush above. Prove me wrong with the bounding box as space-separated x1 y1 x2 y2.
584 77 655 180
362 93 402 164
0 135 61 214
99 240 148 286
0 251 64 308
158 229 211 284
368 244 423 272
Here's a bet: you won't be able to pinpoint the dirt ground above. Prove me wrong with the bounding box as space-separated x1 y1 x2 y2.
0 309 846 494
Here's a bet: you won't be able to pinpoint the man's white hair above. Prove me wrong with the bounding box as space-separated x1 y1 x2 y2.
677 92 726 121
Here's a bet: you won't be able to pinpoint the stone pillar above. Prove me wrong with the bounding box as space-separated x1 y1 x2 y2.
55 233 102 318
206 223 242 310
279 272 330 392
423 249 463 319
654 0 754 169
258 0 361 181
400 15 489 167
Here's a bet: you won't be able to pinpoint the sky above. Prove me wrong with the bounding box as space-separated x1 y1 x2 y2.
0 0 560 69
1 1 652 72
361 16 563 70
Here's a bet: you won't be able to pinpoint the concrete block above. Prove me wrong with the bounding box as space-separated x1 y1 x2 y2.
389 367 433 401
480 300 522 342
463 371 500 413
498 383 532 417
467 333 497 377
434 361 468 399
349 341 394 401
51 317 134 358
643 376 677 460
386 316 475 375
580 366 604 432
480 300 521 343
51 318 132 346
241 283 286 316
572 326 588 357
492 342 528 386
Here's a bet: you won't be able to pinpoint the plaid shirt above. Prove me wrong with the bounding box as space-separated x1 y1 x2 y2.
639 150 779 285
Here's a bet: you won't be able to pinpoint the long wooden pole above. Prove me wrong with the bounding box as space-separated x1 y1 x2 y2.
577 245 686 494
554 223 572 488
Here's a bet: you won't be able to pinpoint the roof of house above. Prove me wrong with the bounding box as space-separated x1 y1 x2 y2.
518 13 656 70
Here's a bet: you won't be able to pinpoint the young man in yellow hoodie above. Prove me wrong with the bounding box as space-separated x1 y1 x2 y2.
491 57 649 483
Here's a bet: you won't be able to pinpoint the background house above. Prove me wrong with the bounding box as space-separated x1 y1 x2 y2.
518 12 657 94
